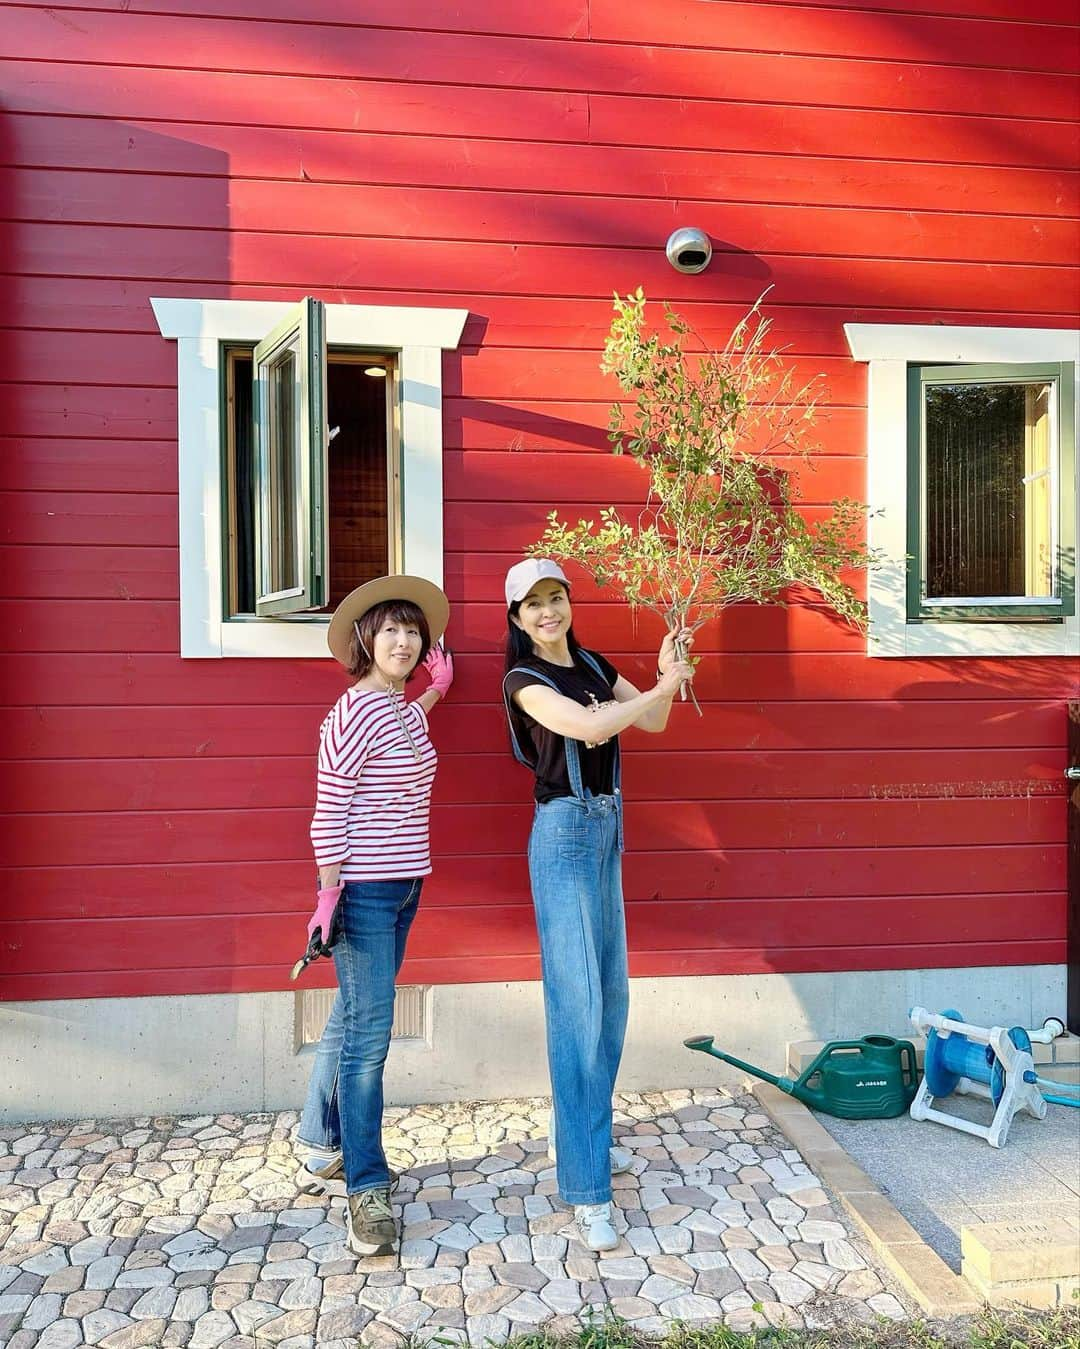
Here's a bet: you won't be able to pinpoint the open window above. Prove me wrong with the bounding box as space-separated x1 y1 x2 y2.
250 298 328 616
152 296 468 658
225 336 400 621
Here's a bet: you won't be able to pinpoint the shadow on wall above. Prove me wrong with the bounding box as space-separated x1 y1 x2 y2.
0 103 238 1031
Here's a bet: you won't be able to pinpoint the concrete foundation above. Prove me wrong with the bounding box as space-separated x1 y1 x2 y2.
1 963 1066 1125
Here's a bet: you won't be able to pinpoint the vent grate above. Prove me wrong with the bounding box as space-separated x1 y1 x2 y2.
295 986 428 1051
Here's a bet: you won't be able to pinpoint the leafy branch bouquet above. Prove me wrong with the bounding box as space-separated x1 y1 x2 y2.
530 289 874 714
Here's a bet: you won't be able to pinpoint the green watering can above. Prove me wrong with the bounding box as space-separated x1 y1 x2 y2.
685 1033 919 1120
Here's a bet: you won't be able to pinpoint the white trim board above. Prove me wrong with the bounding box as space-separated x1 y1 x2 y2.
152 299 470 349
151 298 469 659
846 324 1080 364
845 323 1080 659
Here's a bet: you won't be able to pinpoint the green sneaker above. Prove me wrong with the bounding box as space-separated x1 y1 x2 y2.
346 1186 396 1256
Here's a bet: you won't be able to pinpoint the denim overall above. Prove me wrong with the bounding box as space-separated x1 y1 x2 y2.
504 653 629 1205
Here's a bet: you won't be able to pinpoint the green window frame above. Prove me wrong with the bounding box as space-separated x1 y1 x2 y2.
906 361 1075 622
251 297 328 616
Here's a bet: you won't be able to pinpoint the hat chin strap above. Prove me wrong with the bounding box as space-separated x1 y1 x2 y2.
353 620 372 663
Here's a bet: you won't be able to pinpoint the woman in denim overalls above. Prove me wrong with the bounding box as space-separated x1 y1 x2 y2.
502 559 694 1251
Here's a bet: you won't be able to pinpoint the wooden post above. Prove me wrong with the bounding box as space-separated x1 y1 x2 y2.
1068 703 1080 1035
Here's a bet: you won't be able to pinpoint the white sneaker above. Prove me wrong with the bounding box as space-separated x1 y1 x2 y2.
548 1142 633 1175
573 1202 619 1251
608 1145 633 1175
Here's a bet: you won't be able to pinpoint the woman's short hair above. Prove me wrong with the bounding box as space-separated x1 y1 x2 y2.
348 599 431 679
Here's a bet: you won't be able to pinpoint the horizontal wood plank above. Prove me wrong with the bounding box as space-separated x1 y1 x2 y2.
1 854 1065 925
0 380 873 457
8 113 1078 217
0 796 1064 870
0 0 591 37
442 452 865 504
0 437 177 495
18 0 1078 43
1 492 179 548
3 11 1076 103
4 651 1076 706
8 274 1074 353
4 699 1065 759
0 383 177 441
12 170 1075 267
587 0 1079 70
0 938 1063 1001
0 744 1062 814
0 438 863 501
0 495 864 557
3 59 1074 170
0 545 178 601
1 888 1064 978
588 93 1079 172
11 228 1077 313
0 595 861 657
0 829 1062 894
4 328 873 404
0 595 873 653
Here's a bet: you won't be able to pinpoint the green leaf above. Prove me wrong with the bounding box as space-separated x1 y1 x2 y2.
518 288 874 695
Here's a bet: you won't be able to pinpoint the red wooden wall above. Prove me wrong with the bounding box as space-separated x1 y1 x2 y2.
2 0 1078 1001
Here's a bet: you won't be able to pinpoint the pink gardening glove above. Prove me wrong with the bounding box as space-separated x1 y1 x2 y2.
422 643 454 697
307 883 343 946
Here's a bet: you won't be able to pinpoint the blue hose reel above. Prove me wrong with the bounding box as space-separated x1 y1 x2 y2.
923 1010 1033 1108
910 1007 1078 1148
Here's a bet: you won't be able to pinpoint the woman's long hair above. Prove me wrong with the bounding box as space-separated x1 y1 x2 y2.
504 596 582 674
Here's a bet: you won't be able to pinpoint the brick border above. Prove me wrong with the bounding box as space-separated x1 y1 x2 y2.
750 1083 982 1317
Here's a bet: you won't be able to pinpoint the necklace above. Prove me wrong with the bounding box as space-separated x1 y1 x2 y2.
584 690 616 750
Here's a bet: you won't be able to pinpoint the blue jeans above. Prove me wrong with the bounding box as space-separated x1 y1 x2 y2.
529 792 628 1205
297 877 422 1194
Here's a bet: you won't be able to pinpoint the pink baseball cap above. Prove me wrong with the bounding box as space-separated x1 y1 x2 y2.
504 558 570 608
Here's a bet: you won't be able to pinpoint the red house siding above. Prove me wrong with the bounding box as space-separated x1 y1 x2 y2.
1 0 1077 1001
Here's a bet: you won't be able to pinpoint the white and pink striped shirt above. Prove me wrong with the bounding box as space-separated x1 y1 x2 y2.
310 686 437 881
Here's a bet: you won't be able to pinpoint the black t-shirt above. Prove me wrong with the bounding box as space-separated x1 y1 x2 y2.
504 650 621 804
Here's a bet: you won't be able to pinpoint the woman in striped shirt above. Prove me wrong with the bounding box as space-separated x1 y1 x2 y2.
297 575 453 1257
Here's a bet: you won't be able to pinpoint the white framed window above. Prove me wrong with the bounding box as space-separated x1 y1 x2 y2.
846 324 1079 658
152 298 468 658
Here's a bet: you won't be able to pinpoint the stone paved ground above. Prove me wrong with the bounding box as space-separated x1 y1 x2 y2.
0 1087 913 1348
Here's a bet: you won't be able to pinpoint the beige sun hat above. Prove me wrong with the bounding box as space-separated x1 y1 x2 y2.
326 575 450 665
